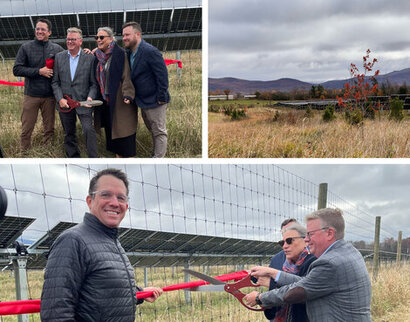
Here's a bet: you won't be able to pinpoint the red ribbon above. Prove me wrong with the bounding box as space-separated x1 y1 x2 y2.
0 300 41 316
0 59 181 88
0 80 25 86
164 59 182 68
0 270 247 316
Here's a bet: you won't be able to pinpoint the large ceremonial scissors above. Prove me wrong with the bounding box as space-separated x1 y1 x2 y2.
59 95 103 113
183 269 264 311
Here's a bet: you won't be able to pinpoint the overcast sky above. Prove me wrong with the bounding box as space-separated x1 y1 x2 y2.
280 163 410 240
209 0 410 83
1 163 408 247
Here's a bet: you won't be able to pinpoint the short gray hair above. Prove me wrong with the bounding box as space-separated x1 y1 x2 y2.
305 208 345 239
67 27 83 38
282 222 306 237
97 27 115 40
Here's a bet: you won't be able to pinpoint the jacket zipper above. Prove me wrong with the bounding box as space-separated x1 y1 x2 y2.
115 239 137 312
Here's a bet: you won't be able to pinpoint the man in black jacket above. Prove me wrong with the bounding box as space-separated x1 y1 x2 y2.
13 18 63 152
41 168 162 321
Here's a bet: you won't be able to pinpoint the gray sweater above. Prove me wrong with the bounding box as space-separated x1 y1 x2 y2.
41 213 143 322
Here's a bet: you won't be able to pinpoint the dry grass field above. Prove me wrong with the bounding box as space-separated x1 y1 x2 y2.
0 50 201 158
0 262 409 321
208 106 410 158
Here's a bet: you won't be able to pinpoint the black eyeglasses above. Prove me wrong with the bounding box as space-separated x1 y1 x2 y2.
278 237 305 247
94 35 108 40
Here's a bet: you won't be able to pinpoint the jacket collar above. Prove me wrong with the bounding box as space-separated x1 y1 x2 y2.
34 38 48 46
84 212 118 239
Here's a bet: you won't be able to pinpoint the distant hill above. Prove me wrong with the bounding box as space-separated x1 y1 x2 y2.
208 77 313 94
209 68 410 93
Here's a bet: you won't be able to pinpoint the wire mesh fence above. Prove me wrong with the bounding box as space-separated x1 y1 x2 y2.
0 163 406 321
0 163 397 248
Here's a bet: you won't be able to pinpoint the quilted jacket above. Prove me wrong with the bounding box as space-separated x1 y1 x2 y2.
41 212 143 321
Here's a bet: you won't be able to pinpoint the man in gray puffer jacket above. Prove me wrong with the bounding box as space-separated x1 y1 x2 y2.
41 168 162 321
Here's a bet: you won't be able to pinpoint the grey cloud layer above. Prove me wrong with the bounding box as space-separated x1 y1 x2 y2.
209 0 410 82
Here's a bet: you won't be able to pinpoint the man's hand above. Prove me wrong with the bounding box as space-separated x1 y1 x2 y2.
254 275 271 288
250 266 279 280
244 291 260 307
124 98 131 104
143 287 163 303
83 48 97 55
157 101 166 105
39 66 53 78
59 98 69 109
83 97 93 108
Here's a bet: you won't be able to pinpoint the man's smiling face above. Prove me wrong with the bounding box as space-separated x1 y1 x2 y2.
86 175 128 228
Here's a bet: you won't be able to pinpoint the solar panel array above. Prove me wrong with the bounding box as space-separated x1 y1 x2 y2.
0 216 35 248
18 221 279 269
0 7 202 58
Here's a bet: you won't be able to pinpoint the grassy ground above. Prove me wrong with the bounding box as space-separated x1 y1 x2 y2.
0 262 408 321
0 50 201 158
208 106 410 158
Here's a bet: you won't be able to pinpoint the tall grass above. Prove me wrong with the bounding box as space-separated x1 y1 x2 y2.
209 106 410 158
0 262 409 321
0 50 201 158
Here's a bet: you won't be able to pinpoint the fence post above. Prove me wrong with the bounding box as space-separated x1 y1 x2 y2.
144 267 148 287
184 259 191 304
372 216 381 280
317 183 328 209
176 51 182 79
12 256 29 322
396 231 402 265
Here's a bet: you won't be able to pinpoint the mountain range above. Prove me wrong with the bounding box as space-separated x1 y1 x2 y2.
209 68 410 94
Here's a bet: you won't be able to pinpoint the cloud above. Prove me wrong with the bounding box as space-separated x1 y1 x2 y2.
209 0 410 82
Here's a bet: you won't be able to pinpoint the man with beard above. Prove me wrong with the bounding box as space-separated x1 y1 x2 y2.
122 21 170 158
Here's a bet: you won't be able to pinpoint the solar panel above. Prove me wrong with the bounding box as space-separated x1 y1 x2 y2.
0 17 33 40
126 9 172 34
0 216 35 248
170 8 202 33
79 12 124 36
2 219 276 269
29 222 77 250
0 7 202 58
31 14 78 39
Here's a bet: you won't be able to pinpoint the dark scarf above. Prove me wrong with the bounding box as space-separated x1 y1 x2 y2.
274 249 309 322
95 41 115 101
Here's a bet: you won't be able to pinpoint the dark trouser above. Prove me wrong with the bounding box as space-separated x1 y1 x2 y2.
58 109 97 158
21 95 55 151
141 104 168 158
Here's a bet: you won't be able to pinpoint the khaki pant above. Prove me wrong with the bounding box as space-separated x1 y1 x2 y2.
21 95 55 151
141 104 168 158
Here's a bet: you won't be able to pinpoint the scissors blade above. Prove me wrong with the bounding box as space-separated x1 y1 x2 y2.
182 269 225 285
79 100 103 107
189 284 226 292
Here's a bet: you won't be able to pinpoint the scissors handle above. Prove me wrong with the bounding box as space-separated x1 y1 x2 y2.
224 274 264 311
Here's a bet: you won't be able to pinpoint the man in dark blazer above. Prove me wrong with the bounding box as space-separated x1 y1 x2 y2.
52 27 98 157
122 21 170 158
247 208 371 322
